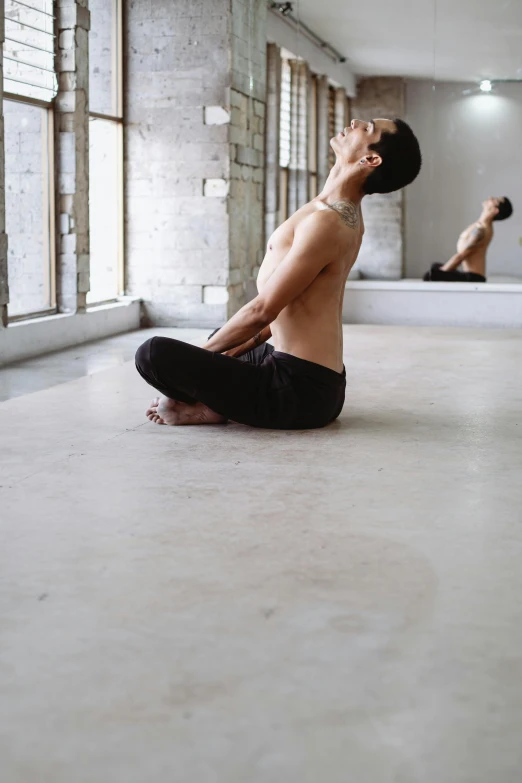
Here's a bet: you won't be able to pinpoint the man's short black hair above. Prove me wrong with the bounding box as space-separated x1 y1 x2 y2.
363 118 422 195
494 197 513 221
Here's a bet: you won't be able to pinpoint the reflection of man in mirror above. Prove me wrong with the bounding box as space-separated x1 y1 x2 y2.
136 118 421 429
423 197 513 283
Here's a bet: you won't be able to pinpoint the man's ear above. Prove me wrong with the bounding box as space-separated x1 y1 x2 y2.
360 153 382 169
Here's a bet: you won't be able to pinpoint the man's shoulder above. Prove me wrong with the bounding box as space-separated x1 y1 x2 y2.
298 204 361 237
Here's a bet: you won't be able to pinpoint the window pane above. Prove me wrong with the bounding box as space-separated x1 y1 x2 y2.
4 100 52 318
328 87 336 169
308 75 317 173
87 117 121 303
89 0 119 116
3 0 57 102
279 58 291 168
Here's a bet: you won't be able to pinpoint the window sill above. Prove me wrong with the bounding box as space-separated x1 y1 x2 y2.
0 298 141 367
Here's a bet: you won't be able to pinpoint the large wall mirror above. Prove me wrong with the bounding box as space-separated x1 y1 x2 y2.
273 0 522 291
404 0 522 286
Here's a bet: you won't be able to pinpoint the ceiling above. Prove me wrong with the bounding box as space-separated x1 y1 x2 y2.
296 0 522 82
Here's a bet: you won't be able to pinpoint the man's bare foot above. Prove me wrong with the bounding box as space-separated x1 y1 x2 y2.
145 396 226 426
146 397 167 424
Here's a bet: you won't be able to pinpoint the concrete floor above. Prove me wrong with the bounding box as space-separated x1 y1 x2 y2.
1 325 522 783
0 328 205 401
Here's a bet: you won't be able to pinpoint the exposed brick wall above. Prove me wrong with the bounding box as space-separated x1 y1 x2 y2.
55 0 91 311
351 77 405 280
227 88 266 313
125 0 266 327
0 13 8 328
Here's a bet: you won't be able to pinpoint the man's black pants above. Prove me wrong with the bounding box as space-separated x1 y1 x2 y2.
423 263 486 283
135 334 346 430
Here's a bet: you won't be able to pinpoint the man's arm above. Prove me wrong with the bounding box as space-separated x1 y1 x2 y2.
442 252 466 272
441 224 485 271
222 325 272 357
203 212 344 354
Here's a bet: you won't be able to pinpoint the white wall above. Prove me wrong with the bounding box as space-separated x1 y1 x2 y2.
405 80 522 279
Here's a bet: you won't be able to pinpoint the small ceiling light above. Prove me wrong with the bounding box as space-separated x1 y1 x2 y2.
480 80 492 92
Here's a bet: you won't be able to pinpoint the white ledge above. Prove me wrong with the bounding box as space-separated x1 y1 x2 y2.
343 281 522 328
0 298 141 367
346 279 522 293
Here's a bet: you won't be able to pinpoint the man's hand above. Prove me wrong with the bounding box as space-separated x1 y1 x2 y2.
221 326 272 358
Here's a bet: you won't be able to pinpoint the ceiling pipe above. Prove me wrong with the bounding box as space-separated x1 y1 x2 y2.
267 1 349 65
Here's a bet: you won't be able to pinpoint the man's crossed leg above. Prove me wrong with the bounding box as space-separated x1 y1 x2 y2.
135 333 345 431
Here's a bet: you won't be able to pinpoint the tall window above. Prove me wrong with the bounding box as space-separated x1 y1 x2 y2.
328 86 336 169
88 0 123 304
278 56 291 222
278 55 325 220
308 75 318 198
3 0 56 319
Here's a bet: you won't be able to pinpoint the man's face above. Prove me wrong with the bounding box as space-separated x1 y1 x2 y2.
330 118 397 163
482 196 503 217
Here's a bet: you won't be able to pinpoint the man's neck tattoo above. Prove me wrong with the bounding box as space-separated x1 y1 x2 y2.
326 200 360 229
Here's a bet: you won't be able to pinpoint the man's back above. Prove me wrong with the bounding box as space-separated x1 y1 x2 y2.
257 199 364 373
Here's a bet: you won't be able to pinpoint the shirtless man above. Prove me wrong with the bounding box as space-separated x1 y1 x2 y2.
135 117 422 430
423 197 513 283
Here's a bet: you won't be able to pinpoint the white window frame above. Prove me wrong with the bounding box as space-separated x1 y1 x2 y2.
88 0 124 306
3 0 57 321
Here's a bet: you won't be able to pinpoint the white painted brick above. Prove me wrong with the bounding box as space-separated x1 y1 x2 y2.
57 48 76 72
59 172 76 195
60 195 74 214
60 114 75 133
253 133 264 151
60 233 77 254
58 6 77 28
203 178 229 197
59 30 74 49
58 72 77 92
154 285 203 305
203 285 229 305
55 92 76 114
204 106 231 125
